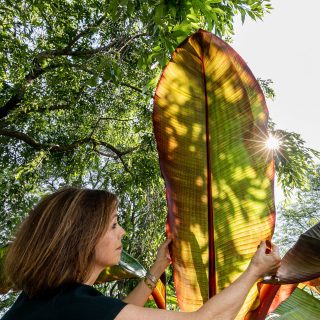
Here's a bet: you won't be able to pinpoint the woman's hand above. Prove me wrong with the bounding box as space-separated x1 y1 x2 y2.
149 238 172 279
248 240 281 279
123 238 172 307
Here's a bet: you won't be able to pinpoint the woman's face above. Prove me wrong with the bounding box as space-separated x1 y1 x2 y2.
94 210 125 268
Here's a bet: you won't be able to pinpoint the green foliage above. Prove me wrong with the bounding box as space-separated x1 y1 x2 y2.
258 78 275 100
273 166 320 251
268 121 320 199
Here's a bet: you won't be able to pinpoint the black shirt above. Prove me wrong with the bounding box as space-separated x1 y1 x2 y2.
2 283 127 320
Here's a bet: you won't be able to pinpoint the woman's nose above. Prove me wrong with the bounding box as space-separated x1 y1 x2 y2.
120 226 126 238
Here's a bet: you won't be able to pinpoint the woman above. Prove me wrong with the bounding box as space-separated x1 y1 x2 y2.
2 187 281 320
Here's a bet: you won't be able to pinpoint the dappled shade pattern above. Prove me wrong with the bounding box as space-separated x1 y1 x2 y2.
153 29 275 318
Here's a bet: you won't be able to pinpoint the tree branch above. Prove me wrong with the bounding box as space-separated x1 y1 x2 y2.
100 117 134 122
0 28 146 119
36 14 109 59
93 147 117 159
97 141 138 158
0 128 138 159
117 33 147 55
63 63 149 96
37 6 54 33
93 146 133 175
0 14 109 120
119 82 144 94
36 45 115 58
65 13 108 50
0 63 63 119
0 129 43 150
37 33 146 59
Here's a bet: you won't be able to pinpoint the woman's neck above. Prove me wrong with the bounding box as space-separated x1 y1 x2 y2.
84 266 102 285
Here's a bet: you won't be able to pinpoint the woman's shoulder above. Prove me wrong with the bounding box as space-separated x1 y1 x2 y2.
54 283 127 318
2 283 127 320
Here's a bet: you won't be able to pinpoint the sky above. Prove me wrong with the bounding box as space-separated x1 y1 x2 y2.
232 0 320 153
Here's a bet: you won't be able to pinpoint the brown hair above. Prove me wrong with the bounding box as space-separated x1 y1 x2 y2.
4 187 118 297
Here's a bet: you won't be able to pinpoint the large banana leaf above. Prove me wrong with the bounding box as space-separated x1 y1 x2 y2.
271 287 320 319
153 29 275 318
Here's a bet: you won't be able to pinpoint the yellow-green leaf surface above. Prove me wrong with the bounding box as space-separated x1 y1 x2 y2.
153 29 275 318
272 288 320 319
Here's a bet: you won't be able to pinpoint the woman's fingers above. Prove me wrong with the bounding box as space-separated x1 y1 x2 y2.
265 239 271 254
258 240 279 257
163 237 172 247
259 240 266 249
249 240 282 278
271 242 280 255
162 238 172 260
152 238 173 273
157 238 172 259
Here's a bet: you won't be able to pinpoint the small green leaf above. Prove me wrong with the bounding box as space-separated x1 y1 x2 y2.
154 3 165 25
211 7 226 15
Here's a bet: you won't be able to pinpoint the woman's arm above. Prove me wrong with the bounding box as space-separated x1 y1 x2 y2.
116 241 281 320
123 238 172 306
